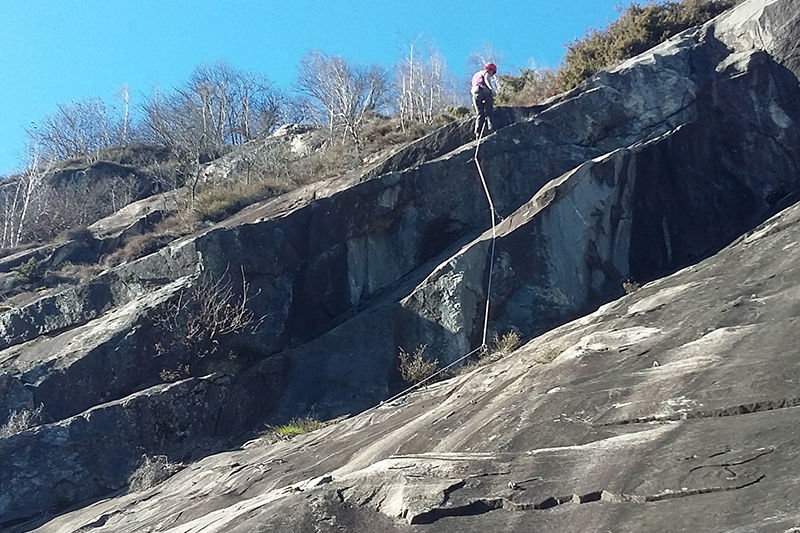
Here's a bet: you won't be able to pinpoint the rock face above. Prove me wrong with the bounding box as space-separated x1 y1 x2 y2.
28 182 800 533
1 0 800 530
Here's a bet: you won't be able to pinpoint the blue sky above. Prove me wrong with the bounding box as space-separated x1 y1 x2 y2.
0 1 628 174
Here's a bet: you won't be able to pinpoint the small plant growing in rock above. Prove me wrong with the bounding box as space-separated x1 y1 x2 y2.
623 279 641 294
128 454 183 492
158 364 191 383
398 344 439 385
273 416 325 439
457 331 523 374
484 331 522 362
0 404 44 438
12 258 43 285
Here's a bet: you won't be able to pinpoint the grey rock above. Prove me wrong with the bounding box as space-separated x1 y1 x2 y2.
28 196 800 533
2 0 800 529
88 187 190 241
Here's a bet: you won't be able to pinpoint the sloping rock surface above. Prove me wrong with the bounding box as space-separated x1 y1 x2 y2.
31 182 800 533
1 0 800 529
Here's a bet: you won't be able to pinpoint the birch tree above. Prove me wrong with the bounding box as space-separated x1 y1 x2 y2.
0 145 53 248
295 51 389 144
141 62 282 154
116 84 131 145
395 42 457 129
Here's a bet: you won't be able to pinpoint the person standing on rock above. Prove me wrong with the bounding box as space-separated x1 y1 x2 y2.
471 63 497 138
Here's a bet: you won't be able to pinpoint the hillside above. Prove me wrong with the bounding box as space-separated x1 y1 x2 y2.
1 0 799 531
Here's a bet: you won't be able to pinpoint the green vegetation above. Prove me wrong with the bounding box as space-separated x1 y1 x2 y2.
500 0 741 106
557 0 740 91
496 69 559 106
12 258 43 285
0 0 742 274
274 416 325 438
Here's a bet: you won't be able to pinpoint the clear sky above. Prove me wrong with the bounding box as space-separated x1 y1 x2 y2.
0 1 629 175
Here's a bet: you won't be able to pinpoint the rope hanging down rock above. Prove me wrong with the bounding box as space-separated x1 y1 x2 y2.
379 124 498 407
473 123 498 347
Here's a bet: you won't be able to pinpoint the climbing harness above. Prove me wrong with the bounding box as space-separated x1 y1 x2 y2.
379 124 499 407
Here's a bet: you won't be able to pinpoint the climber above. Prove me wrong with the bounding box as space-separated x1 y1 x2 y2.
471 63 497 138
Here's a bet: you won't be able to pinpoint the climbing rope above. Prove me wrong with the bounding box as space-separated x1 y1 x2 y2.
473 123 497 347
378 123 499 407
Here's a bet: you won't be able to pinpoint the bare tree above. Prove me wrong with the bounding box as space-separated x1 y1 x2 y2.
32 174 143 242
141 62 282 153
295 51 389 144
26 98 119 162
153 266 264 361
116 84 131 145
395 40 458 128
0 145 54 247
140 63 283 208
467 43 504 73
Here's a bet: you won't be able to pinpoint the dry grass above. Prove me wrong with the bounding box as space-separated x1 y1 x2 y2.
103 233 175 266
455 331 523 375
398 344 440 385
128 454 183 492
0 404 43 438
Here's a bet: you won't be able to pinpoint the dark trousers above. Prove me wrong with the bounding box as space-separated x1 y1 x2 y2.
472 86 494 136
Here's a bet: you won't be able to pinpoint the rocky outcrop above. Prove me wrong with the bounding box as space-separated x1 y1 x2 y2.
1 0 800 529
28 182 800 533
88 188 189 242
201 124 327 184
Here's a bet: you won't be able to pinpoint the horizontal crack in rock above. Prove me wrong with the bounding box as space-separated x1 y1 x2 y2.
689 447 775 473
409 498 505 524
599 398 800 426
405 475 766 524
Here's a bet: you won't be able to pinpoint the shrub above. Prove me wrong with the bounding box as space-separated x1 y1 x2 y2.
152 267 264 367
442 106 471 120
158 364 191 383
398 344 439 385
152 212 200 238
362 116 431 150
496 69 560 106
0 404 43 438
457 330 523 373
50 262 103 284
128 454 182 492
57 226 96 243
12 258 43 285
555 0 741 92
192 182 283 222
488 331 522 359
